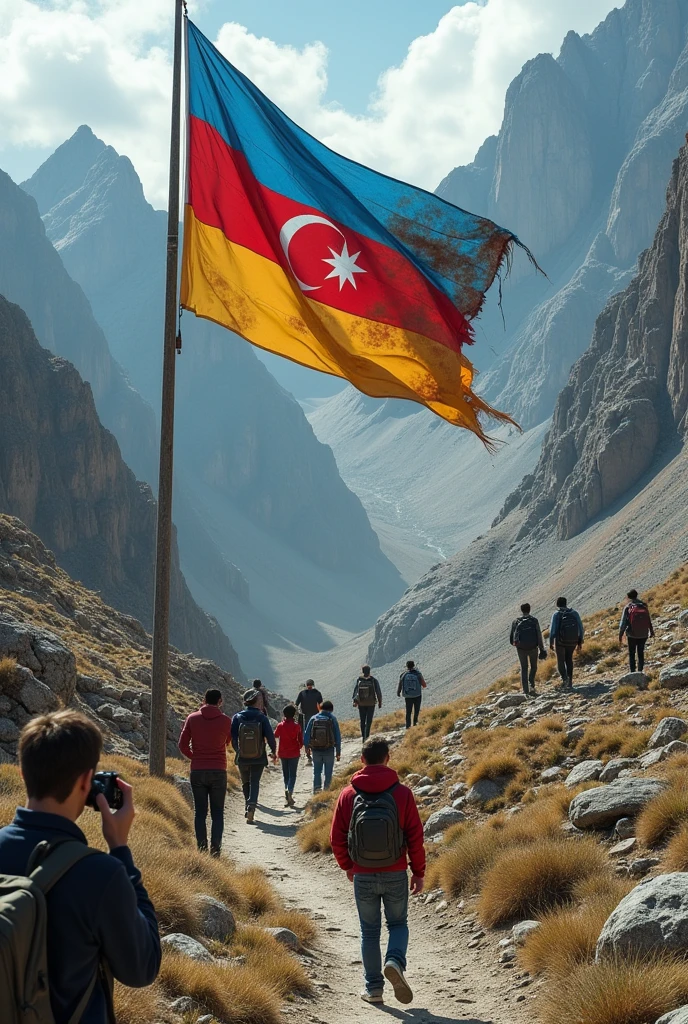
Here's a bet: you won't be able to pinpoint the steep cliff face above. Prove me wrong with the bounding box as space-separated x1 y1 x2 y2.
0 169 156 485
366 141 688 682
0 294 243 678
500 139 688 542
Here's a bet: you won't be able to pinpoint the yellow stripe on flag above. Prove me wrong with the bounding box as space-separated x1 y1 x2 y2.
181 207 512 437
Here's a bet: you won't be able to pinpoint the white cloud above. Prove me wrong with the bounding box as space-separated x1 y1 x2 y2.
0 0 618 206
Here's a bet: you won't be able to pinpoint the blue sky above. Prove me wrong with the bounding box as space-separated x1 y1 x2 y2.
199 0 469 114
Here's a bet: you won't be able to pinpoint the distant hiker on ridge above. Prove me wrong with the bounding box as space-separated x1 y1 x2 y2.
274 704 303 807
304 700 341 793
178 688 232 856
509 604 547 697
549 597 584 691
231 689 277 824
251 679 272 718
330 736 425 1006
397 660 427 728
295 678 323 766
619 588 655 673
353 666 382 741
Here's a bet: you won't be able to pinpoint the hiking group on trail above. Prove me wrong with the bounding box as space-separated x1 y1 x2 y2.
510 589 655 694
178 660 428 838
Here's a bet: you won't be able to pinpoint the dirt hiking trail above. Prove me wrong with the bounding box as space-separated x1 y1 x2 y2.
223 739 534 1024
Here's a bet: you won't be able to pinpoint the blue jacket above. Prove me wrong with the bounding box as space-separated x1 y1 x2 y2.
304 711 341 756
549 607 584 645
231 706 276 766
0 808 160 1024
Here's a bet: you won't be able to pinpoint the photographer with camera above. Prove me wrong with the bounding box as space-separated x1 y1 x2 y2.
0 710 161 1023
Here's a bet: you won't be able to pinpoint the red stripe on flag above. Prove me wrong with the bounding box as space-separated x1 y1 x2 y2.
187 115 472 355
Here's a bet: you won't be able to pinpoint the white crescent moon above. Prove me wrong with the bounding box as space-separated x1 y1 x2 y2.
279 214 343 292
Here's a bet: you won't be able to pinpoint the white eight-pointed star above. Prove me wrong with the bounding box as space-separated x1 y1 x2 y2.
322 241 367 290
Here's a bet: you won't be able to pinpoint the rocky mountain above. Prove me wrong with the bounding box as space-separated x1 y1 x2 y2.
0 515 269 762
0 293 242 678
312 0 688 588
364 138 688 695
21 130 403 678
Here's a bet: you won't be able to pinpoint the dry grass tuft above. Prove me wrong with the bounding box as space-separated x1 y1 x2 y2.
113 983 173 1024
259 910 317 948
478 838 607 926
664 823 688 870
613 685 637 701
232 925 311 995
637 784 688 848
466 752 522 787
0 656 17 687
538 955 688 1024
576 722 650 760
426 824 503 895
159 953 283 1024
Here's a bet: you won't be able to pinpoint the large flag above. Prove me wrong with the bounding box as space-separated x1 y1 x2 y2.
181 21 533 442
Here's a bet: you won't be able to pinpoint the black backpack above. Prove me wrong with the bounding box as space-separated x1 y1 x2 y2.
356 678 376 707
514 616 538 650
348 784 404 868
309 717 335 750
557 609 580 646
238 719 263 759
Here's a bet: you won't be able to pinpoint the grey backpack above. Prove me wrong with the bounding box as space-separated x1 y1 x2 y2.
0 840 110 1024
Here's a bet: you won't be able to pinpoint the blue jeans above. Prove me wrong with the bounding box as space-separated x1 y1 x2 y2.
281 757 299 792
189 770 227 855
312 749 335 791
354 872 409 994
239 764 264 810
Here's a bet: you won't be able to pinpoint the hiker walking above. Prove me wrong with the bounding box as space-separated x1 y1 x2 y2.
619 588 655 672
353 666 382 741
397 660 427 728
251 679 272 718
295 678 323 765
178 688 232 856
330 736 425 1006
231 688 277 823
549 596 584 691
274 705 303 807
304 700 341 793
510 603 547 696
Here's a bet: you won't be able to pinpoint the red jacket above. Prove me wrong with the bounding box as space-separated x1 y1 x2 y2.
330 764 426 877
274 719 303 759
178 705 233 770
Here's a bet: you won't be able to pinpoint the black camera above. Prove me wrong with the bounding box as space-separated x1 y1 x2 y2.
86 771 123 810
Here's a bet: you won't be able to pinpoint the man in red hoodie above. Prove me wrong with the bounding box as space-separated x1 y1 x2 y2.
330 737 425 1006
178 689 232 856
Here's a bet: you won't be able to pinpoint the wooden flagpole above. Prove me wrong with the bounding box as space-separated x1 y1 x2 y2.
149 0 185 776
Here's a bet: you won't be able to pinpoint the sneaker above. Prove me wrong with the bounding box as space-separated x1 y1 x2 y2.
284 790 291 807
287 792 296 807
360 991 384 1004
384 961 413 1004
246 807 255 824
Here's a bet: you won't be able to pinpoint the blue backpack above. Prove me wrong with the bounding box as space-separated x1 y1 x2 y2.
401 670 422 698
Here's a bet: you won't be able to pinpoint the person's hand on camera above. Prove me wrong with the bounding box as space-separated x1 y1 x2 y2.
97 777 134 851
336 754 341 762
410 874 424 895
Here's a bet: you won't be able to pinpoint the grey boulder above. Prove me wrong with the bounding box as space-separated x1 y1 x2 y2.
263 926 300 950
0 614 76 702
466 778 504 805
196 895 236 941
660 660 688 690
599 758 638 783
656 1006 688 1023
0 716 19 742
494 693 528 709
424 807 467 837
161 933 214 962
648 717 688 749
565 759 604 788
540 766 564 782
597 874 688 958
616 672 649 689
512 920 540 945
569 778 665 829
1 664 60 715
